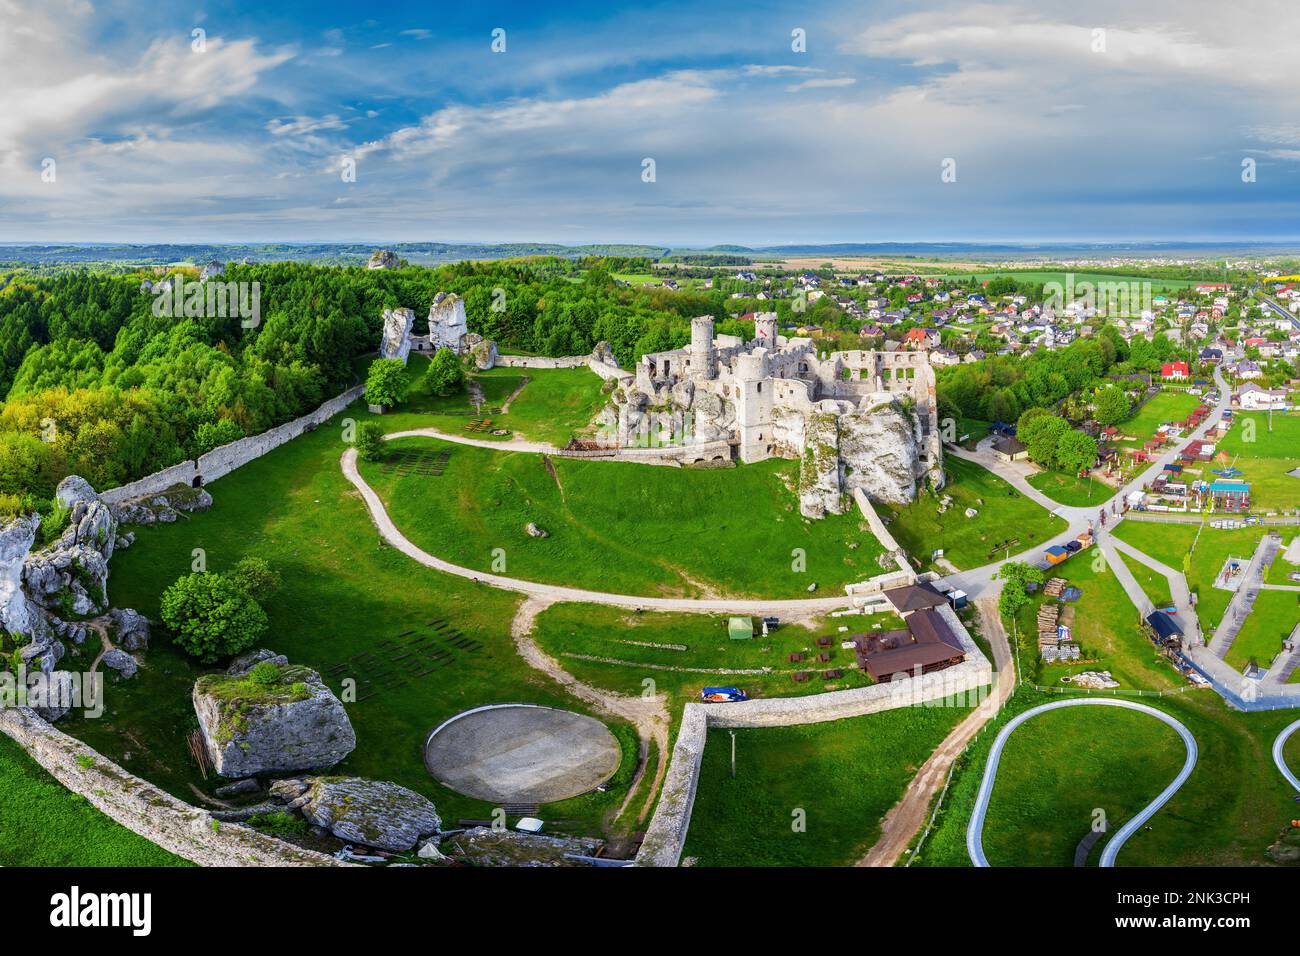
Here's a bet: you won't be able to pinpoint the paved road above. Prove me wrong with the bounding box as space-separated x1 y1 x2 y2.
1272 719 1300 792
966 698 1198 867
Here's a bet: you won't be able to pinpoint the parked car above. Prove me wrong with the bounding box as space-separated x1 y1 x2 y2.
700 686 749 703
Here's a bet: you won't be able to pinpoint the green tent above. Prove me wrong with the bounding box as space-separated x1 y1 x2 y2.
728 617 754 641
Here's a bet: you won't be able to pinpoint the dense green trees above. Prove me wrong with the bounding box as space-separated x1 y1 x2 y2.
1092 385 1131 426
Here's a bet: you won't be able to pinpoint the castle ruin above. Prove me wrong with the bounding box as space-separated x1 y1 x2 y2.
607 313 944 518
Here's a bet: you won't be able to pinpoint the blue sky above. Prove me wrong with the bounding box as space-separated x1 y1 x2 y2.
2 0 1299 245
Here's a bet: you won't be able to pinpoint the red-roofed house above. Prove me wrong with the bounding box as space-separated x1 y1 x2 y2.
1161 361 1190 380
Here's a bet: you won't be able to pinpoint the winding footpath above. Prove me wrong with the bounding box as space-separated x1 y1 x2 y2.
966 698 1198 867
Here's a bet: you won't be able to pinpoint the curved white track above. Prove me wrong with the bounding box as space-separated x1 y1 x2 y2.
966 698 1197 867
1273 719 1300 793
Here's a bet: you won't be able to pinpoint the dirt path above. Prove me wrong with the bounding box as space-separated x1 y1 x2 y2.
856 596 1015 867
509 597 670 823
499 376 531 413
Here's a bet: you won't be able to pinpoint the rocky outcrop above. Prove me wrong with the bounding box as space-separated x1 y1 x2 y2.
0 514 39 638
367 249 401 270
428 292 467 352
465 333 498 370
22 476 118 618
108 607 150 652
109 484 212 526
798 413 844 519
839 400 923 506
277 776 441 852
379 307 415 364
192 650 356 778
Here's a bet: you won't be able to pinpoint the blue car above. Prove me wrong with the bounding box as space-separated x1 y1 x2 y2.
701 686 749 703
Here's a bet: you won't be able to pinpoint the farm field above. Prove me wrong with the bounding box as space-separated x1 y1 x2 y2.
531 603 879 719
885 456 1067 571
1027 469 1108 507
1224 590 1300 672
361 436 890 599
976 705 1185 866
1115 390 1202 450
916 688 1300 867
682 706 972 867
0 734 188 867
64 400 643 840
940 271 1197 294
1216 412 1300 514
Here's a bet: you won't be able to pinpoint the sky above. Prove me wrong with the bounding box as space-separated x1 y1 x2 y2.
2 0 1299 246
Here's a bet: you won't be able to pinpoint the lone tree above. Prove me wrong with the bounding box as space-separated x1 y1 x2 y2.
160 572 269 663
1093 386 1131 427
356 421 385 463
424 347 466 397
364 358 408 409
997 561 1046 620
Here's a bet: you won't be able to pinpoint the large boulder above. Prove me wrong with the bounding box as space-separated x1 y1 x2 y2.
427 292 467 352
109 484 212 526
100 648 138 680
192 650 356 778
366 249 401 270
108 607 151 652
839 400 923 506
293 776 441 852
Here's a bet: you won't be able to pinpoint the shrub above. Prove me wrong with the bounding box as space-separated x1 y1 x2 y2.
357 421 385 463
364 358 408 408
246 661 281 685
229 556 280 601
424 347 466 397
160 572 269 663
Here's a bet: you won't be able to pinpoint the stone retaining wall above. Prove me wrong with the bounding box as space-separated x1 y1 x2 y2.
0 706 348 866
101 385 365 503
635 604 991 867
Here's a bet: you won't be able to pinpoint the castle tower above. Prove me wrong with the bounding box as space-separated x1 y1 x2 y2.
754 312 778 344
690 315 717 380
734 349 774 463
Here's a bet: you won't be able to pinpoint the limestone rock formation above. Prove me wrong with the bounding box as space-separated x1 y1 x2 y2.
0 514 39 638
23 476 118 618
379 307 416 364
442 827 604 867
428 292 468 352
291 776 442 852
798 413 845 519
367 249 401 270
839 402 923 506
109 484 212 526
464 333 498 370
100 648 138 680
192 649 356 778
27 670 76 721
108 607 151 652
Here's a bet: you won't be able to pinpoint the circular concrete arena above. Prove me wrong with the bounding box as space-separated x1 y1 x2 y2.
423 704 622 804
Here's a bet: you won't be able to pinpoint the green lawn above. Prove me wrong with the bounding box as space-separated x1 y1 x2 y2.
682 705 972 866
361 436 889 599
531 603 878 719
394 353 609 447
1027 470 1109 507
978 705 1185 866
1116 390 1201 450
0 733 189 866
1224 590 1300 672
63 397 642 841
940 271 1196 294
885 456 1067 571
1216 412 1300 514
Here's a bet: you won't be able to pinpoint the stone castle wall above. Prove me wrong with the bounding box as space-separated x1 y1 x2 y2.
101 384 365 504
0 706 348 867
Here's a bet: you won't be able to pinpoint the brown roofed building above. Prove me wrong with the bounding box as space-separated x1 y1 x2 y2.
882 581 950 614
853 606 966 682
